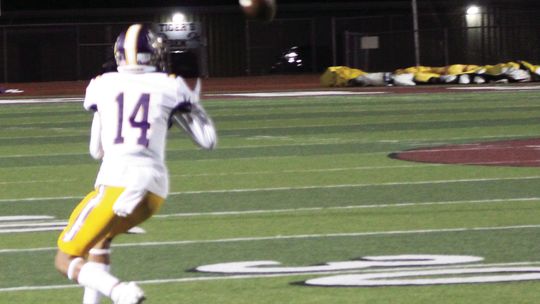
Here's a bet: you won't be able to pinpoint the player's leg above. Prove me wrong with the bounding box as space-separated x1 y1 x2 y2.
83 239 112 304
81 239 146 304
55 186 143 303
55 186 164 304
107 191 164 238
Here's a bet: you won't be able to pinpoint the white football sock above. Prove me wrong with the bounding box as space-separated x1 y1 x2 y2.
67 257 84 281
82 262 110 304
77 261 120 299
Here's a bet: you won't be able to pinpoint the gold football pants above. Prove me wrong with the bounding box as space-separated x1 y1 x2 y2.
57 186 164 257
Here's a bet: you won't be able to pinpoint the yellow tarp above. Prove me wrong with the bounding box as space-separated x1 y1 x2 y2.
321 61 540 86
320 66 367 87
395 64 483 83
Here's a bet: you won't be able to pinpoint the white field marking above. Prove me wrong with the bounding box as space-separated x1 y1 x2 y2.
0 227 65 233
0 179 77 185
171 175 540 195
0 132 535 158
0 97 83 105
246 135 293 140
3 175 540 204
0 221 66 228
169 163 441 178
400 144 540 153
0 215 54 221
206 91 387 97
449 86 540 91
0 195 83 203
0 197 535 232
0 224 145 234
0 137 375 158
154 197 540 218
2 164 431 187
171 155 540 179
0 134 83 140
0 152 88 159
1 261 540 293
2 224 540 254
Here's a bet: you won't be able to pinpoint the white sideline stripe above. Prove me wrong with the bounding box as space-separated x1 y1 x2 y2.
3 175 540 203
0 215 54 221
1 224 539 254
0 179 77 185
0 131 537 164
169 163 440 178
154 197 540 218
0 196 536 233
0 221 65 228
0 163 435 187
0 152 87 159
172 175 540 195
0 195 83 203
206 91 386 97
0 221 66 233
449 86 540 91
0 97 83 105
0 227 65 233
1 261 540 293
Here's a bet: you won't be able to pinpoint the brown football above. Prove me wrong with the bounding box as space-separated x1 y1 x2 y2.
239 0 276 22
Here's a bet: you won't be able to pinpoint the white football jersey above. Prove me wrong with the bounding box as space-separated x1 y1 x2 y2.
84 72 197 198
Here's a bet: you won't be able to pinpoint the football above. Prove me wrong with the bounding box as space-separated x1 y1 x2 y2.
239 0 276 22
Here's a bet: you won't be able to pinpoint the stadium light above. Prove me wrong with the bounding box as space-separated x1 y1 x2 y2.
172 12 186 23
466 5 480 15
466 5 481 27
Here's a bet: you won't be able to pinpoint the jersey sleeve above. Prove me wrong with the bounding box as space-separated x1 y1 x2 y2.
172 76 200 109
89 112 104 159
83 78 100 111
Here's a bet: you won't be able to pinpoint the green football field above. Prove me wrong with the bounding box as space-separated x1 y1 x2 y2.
1 89 540 303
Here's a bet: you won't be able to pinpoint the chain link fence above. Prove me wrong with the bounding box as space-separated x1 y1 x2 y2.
340 12 540 72
1 9 540 82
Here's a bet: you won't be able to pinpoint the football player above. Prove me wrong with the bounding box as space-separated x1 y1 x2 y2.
54 23 212 304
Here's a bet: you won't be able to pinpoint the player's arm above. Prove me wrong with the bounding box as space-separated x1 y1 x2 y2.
83 78 104 159
167 77 199 127
89 112 104 160
169 77 217 150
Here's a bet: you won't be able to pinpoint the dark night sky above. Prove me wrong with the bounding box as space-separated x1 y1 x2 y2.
4 0 539 12
3 1 319 10
3 0 405 11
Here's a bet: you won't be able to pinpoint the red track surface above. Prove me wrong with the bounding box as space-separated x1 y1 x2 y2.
5 74 535 97
391 139 540 167
1 75 324 97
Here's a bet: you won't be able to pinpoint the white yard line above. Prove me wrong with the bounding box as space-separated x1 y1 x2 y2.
3 175 540 203
206 91 386 97
449 86 540 91
154 197 540 218
1 260 539 293
0 179 77 185
171 175 540 195
1 196 537 234
169 163 438 178
1 224 539 254
0 97 84 105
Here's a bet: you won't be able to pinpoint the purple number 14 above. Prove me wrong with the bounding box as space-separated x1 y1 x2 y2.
114 92 151 147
